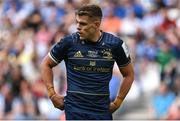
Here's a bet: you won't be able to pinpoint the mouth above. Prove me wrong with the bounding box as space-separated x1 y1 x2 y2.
78 31 82 35
78 32 84 38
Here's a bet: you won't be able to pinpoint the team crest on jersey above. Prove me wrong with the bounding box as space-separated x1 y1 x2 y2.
87 51 98 58
74 51 83 57
102 49 112 59
89 61 96 66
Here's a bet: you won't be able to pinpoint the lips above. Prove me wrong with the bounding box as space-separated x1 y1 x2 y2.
78 32 82 35
78 32 84 37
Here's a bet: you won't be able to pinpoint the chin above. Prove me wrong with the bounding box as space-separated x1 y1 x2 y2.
80 36 85 40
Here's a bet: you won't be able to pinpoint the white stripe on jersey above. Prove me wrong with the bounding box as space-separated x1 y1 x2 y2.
122 42 130 58
48 52 59 64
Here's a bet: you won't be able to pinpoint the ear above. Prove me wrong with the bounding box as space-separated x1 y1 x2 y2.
94 21 101 28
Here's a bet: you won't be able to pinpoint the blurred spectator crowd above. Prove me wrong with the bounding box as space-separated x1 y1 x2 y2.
0 0 180 120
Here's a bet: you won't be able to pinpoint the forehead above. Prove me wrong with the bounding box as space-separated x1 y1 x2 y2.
75 15 92 23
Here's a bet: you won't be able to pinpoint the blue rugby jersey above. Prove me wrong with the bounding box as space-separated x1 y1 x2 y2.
49 32 131 114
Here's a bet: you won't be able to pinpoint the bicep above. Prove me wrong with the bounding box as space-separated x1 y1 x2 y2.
119 63 134 78
41 55 58 69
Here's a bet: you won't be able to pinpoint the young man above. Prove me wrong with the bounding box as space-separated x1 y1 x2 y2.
40 4 134 120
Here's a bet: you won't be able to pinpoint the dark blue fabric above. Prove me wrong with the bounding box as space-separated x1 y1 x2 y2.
65 111 112 120
50 31 131 115
65 103 112 120
64 92 110 114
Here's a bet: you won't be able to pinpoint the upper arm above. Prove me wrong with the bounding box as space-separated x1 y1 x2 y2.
49 37 70 64
41 55 58 69
114 39 131 68
113 38 134 79
119 63 134 79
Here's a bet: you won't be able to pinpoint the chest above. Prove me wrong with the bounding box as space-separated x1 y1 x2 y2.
66 44 115 72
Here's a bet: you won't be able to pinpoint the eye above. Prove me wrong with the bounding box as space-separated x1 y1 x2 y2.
79 22 87 26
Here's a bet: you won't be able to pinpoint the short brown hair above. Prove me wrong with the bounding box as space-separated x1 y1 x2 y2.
75 4 102 21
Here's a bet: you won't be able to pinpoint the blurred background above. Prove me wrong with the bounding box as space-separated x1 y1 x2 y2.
0 0 180 120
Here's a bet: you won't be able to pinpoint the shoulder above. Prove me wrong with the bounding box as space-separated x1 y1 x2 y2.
103 32 124 46
57 32 79 44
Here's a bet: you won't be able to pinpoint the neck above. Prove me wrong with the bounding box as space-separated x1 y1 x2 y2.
89 30 102 43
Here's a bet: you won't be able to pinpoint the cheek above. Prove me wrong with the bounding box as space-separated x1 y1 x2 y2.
82 27 92 35
87 27 95 33
82 25 95 37
83 26 91 31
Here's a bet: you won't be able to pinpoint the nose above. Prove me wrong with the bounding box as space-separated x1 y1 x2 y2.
76 23 81 31
77 27 81 31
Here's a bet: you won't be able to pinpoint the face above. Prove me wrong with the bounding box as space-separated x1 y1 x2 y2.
76 15 99 41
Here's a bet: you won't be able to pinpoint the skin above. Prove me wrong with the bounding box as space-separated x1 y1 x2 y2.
40 56 64 110
110 63 134 113
76 15 101 42
40 14 134 112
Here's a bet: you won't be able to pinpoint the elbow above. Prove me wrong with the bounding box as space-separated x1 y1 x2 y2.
125 74 134 84
126 72 135 84
125 70 135 83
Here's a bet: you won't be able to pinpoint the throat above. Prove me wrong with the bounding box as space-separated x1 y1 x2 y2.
88 31 102 43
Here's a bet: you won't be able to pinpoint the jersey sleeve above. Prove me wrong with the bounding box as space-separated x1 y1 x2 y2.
48 38 69 64
114 39 131 67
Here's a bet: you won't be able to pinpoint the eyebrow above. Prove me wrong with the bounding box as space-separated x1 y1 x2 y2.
76 20 88 26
